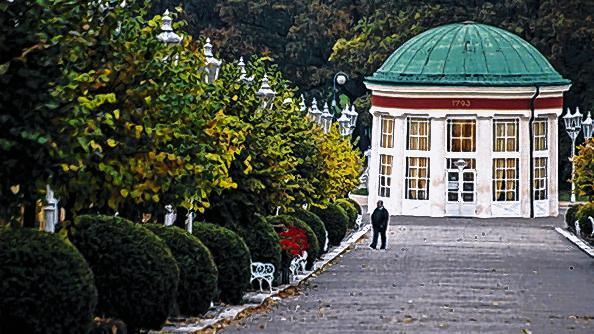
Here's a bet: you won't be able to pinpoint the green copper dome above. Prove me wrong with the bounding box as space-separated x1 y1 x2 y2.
366 22 570 87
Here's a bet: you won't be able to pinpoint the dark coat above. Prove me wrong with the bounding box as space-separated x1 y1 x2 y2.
371 207 389 231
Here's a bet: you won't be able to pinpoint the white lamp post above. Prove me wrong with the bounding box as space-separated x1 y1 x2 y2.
332 72 349 111
562 107 584 203
256 73 276 109
320 102 333 133
309 97 322 124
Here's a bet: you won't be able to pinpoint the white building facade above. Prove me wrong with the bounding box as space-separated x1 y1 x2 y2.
365 22 571 218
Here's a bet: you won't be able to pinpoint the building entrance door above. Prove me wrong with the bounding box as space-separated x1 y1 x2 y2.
445 159 476 216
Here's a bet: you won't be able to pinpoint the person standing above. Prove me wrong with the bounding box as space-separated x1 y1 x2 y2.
370 200 389 249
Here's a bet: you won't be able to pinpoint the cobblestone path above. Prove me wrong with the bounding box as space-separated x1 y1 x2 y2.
222 216 594 333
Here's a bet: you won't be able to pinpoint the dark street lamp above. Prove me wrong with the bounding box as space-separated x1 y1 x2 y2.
332 72 349 112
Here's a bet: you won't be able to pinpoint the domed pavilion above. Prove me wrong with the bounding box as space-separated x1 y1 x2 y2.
364 22 571 218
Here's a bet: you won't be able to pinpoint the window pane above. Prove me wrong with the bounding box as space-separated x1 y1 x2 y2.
405 157 430 200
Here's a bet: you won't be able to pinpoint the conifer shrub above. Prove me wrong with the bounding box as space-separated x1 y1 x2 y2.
68 215 179 332
144 224 218 315
335 199 358 228
192 222 251 304
233 216 282 285
0 228 97 334
311 204 348 246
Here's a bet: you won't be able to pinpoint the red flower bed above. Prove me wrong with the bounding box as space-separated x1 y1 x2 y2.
278 226 308 256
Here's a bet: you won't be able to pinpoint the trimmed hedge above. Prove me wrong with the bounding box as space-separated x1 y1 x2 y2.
311 204 348 246
566 204 583 230
268 215 320 268
335 199 357 229
144 224 218 316
0 228 97 334
234 216 282 285
192 222 251 304
68 215 179 332
289 208 327 253
576 203 594 237
344 198 362 215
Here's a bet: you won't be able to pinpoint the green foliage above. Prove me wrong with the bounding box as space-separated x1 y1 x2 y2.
0 228 97 334
144 224 218 316
575 140 594 201
268 214 320 267
0 1 90 223
311 204 348 246
206 59 328 225
576 203 594 237
335 199 358 228
289 208 327 254
67 215 179 331
318 125 363 201
52 6 247 217
232 215 282 284
192 222 251 304
344 198 362 215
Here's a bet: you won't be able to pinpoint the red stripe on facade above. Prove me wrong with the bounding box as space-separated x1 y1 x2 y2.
371 95 563 110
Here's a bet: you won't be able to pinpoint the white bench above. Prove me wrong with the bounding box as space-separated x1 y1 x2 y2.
289 250 308 280
250 262 275 292
355 214 363 230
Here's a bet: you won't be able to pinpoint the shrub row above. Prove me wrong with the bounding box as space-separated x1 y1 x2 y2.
0 200 359 332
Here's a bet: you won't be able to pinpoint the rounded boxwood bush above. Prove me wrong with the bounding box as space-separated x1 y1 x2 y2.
289 208 327 253
566 204 583 230
68 215 179 332
311 204 348 246
576 203 594 237
335 199 358 229
192 222 251 304
233 216 281 285
0 228 97 334
144 224 218 316
268 215 320 268
345 198 362 215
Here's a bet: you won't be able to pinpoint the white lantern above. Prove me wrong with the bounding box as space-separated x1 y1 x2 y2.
583 111 593 140
309 97 322 124
256 74 276 108
320 102 333 133
203 38 222 83
157 10 182 44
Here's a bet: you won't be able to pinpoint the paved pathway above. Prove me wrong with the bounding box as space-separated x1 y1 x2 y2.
222 216 594 333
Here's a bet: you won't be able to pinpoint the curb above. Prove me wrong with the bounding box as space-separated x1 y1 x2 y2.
555 227 594 257
157 224 372 333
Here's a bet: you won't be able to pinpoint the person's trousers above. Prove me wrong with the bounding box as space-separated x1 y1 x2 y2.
370 228 387 249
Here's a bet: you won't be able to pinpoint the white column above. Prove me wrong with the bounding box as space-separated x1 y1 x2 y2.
429 117 446 216
391 116 406 215
367 111 381 212
519 116 531 218
549 115 559 216
475 116 492 217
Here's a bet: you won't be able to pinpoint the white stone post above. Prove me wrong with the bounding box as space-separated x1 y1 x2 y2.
43 185 59 233
164 204 176 226
185 211 194 233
